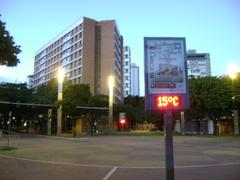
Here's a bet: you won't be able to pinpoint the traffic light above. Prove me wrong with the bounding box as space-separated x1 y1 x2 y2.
120 119 126 124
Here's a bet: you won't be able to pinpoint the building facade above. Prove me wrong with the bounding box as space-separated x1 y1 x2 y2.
130 63 139 96
123 46 131 97
33 17 124 103
187 49 211 77
27 75 34 89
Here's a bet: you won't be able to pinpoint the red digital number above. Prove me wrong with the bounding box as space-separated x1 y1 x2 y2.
156 96 180 107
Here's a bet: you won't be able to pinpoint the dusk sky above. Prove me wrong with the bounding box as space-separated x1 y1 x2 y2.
0 0 239 96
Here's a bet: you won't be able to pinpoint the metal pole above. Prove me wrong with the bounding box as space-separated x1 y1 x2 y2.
180 111 185 135
233 110 239 135
108 76 114 132
164 110 175 180
48 109 52 136
8 111 12 146
57 81 63 136
109 90 113 132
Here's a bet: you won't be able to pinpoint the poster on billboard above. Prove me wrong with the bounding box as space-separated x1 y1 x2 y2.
144 37 189 110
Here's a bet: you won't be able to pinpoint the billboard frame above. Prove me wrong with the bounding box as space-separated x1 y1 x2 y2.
144 37 189 110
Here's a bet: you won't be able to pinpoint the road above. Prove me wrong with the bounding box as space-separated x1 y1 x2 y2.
0 134 240 180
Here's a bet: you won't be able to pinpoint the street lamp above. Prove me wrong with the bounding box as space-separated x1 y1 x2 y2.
227 63 239 135
227 63 238 80
108 75 114 132
57 67 64 136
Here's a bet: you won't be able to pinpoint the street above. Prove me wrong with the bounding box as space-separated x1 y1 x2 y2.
0 134 240 180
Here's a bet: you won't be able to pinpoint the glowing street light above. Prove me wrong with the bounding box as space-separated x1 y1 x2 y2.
108 75 114 132
227 63 238 79
57 67 64 136
58 67 65 83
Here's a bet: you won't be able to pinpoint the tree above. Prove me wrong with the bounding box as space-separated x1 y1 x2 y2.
0 82 32 102
86 94 108 135
187 76 235 134
32 79 58 104
0 83 33 130
0 16 21 66
62 84 92 116
113 96 146 130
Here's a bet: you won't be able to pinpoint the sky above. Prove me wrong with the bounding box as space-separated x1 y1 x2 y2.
0 0 239 96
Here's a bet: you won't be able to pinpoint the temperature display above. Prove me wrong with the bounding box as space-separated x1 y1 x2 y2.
156 96 180 108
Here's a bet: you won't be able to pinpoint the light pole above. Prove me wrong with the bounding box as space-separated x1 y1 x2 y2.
108 75 114 132
232 95 239 135
57 67 64 136
227 63 239 135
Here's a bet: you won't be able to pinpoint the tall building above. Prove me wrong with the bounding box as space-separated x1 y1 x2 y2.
27 75 34 89
33 17 124 103
187 49 211 77
123 46 140 97
130 63 139 96
123 46 131 97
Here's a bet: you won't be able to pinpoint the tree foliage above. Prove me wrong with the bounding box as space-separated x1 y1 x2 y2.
0 16 21 66
32 79 58 104
0 82 32 102
62 84 92 116
114 96 147 129
187 75 240 121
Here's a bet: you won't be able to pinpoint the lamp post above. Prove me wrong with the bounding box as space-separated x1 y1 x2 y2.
108 75 114 132
57 67 64 136
232 95 239 135
227 63 239 135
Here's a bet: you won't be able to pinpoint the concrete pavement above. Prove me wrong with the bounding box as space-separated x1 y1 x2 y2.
0 134 240 179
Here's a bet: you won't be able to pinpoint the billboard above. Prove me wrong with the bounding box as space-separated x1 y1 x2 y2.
144 37 189 110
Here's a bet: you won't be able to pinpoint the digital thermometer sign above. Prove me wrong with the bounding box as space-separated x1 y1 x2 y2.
155 96 180 108
144 37 189 110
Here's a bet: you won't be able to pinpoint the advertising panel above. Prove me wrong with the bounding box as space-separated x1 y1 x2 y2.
144 37 189 110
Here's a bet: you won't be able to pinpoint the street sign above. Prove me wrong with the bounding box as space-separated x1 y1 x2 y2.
119 112 126 120
144 37 189 110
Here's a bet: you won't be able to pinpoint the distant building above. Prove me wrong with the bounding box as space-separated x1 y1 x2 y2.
123 46 140 97
187 49 211 77
123 46 131 97
130 63 139 96
33 17 124 103
27 75 34 89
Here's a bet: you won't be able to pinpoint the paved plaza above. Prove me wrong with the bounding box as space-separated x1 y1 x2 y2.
0 134 240 180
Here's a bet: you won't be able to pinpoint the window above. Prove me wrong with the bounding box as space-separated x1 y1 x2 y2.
191 69 200 73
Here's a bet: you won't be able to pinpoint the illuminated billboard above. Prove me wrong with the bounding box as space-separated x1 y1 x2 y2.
144 37 189 110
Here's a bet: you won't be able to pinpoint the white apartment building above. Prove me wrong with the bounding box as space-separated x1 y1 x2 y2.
130 63 139 96
187 49 211 77
124 46 131 97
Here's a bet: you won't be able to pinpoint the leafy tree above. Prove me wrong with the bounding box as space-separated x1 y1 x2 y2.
0 16 21 66
187 76 236 134
113 96 145 130
62 84 92 116
86 94 108 135
32 79 58 104
0 82 32 102
0 83 33 130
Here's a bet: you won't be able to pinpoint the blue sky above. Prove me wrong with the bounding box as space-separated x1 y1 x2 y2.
0 0 239 95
